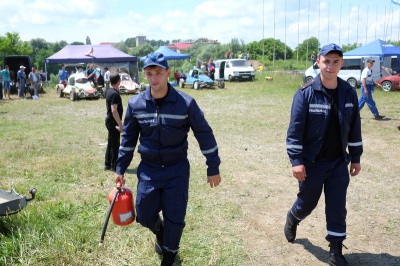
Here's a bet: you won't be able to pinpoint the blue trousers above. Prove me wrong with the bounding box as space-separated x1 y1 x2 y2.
358 83 379 116
135 159 189 251
290 158 350 242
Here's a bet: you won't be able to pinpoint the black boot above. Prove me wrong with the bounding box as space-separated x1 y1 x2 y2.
161 250 177 266
284 211 300 242
328 241 350 266
154 218 164 255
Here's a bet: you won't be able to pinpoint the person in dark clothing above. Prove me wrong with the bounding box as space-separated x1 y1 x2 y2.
114 53 221 266
104 73 123 172
285 43 363 266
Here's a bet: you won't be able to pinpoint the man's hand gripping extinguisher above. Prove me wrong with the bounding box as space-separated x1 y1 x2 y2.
99 182 135 245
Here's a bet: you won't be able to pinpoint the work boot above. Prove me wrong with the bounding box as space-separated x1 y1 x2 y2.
284 211 300 242
154 218 164 255
328 241 350 266
161 250 177 266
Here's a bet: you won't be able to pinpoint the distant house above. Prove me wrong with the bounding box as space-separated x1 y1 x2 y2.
168 38 220 52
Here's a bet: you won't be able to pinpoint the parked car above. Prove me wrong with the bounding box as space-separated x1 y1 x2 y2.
119 73 145 94
178 68 224 89
377 73 400 91
56 73 101 101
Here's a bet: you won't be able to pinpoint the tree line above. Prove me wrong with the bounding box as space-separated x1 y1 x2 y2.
1 32 399 74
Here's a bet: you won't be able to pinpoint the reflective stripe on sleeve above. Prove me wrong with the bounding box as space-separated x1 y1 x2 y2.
202 145 218 155
119 146 135 151
348 141 362 147
286 144 303 150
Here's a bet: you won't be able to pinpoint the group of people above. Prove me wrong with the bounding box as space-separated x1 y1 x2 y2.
173 69 187 83
103 52 221 266
0 65 47 100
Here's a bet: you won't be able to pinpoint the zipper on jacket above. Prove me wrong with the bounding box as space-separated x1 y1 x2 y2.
314 95 332 162
156 105 164 166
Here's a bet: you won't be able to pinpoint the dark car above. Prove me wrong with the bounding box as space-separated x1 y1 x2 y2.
3 55 33 95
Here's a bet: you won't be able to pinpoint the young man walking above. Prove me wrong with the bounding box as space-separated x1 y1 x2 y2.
115 53 221 266
285 44 363 266
358 58 385 120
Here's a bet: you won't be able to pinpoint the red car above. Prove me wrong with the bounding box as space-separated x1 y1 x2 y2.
377 73 400 91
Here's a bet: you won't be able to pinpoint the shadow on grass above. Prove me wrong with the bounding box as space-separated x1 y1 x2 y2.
295 238 400 266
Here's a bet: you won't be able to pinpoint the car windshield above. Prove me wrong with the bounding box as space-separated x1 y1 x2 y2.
121 75 130 81
231 60 250 67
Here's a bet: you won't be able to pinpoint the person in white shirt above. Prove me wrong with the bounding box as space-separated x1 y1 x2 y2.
358 59 384 120
104 67 111 91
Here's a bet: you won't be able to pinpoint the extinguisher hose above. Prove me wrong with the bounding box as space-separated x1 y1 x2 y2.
99 189 120 245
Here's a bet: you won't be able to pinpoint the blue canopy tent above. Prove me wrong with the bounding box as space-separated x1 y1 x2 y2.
344 39 400 63
140 46 190 61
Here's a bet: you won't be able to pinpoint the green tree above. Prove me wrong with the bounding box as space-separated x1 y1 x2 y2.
125 37 136 48
294 37 319 61
0 32 33 63
129 43 155 58
115 41 129 54
341 43 361 53
70 41 85 45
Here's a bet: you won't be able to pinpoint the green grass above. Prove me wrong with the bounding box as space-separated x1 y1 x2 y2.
0 73 399 266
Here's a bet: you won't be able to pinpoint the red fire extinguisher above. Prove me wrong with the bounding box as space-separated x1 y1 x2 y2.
99 182 135 244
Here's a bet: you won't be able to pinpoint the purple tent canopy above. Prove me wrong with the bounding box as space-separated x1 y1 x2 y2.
46 45 137 64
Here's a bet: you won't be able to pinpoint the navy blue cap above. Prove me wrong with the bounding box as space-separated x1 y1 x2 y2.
318 43 343 57
143 53 169 69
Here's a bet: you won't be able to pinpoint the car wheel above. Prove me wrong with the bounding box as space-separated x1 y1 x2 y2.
179 79 185 88
70 90 77 101
228 75 233 82
193 81 200 90
305 76 314 83
347 78 357 88
381 81 392 92
57 84 64 97
218 80 225 88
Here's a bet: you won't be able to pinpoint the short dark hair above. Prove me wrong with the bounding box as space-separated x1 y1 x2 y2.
110 73 120 85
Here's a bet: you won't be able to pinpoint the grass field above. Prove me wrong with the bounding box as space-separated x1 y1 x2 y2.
0 73 399 266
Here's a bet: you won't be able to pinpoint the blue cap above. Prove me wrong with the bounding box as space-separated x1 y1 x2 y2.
143 53 169 69
318 43 343 57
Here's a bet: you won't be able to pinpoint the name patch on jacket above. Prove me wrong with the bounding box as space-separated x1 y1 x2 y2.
309 104 330 114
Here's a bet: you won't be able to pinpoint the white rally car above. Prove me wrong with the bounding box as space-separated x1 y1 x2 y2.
56 73 101 101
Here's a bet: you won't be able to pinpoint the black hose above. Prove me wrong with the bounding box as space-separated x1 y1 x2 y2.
99 189 119 245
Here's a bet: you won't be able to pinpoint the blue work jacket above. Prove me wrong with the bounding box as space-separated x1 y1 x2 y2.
116 84 220 176
286 74 363 166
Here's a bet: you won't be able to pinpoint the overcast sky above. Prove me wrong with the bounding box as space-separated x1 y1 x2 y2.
1 0 399 50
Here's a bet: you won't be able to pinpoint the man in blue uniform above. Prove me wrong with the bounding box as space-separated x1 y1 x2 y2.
285 44 363 266
115 53 221 266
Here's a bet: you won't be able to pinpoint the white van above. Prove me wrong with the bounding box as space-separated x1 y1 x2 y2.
214 59 255 81
303 56 381 87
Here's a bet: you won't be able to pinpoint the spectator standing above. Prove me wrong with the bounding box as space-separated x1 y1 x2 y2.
1 65 11 100
311 52 317 65
28 67 40 97
17 66 27 98
358 59 385 120
58 65 69 85
114 53 221 266
226 51 231 59
86 64 98 88
208 58 216 80
104 67 111 91
285 43 363 266
179 69 186 81
39 69 46 91
104 73 123 172
173 70 180 83
247 52 250 61
0 66 3 100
